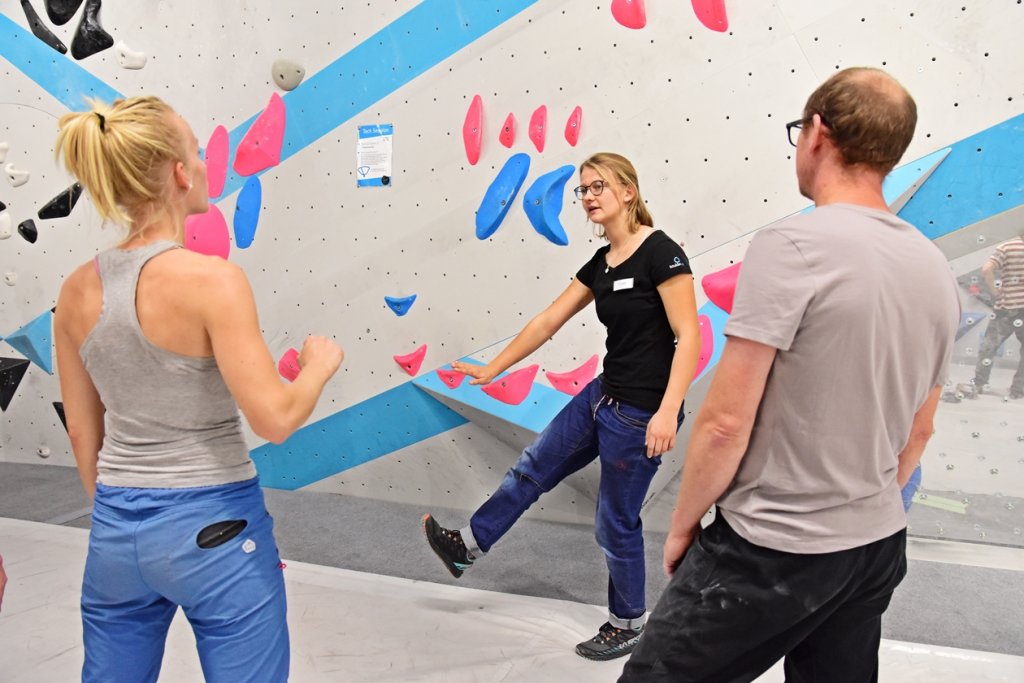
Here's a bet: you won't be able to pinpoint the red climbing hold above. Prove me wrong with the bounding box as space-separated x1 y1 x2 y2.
692 0 729 32
205 125 229 198
233 93 286 176
528 105 547 153
436 367 466 389
499 112 516 148
481 364 539 405
546 354 599 396
184 204 230 260
701 261 741 314
564 106 583 147
394 344 428 376
611 0 647 30
463 94 484 165
694 315 714 379
278 348 300 382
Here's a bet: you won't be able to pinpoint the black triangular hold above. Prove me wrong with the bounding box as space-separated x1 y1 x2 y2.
0 358 31 412
70 0 113 60
38 182 83 220
20 0 68 55
45 0 83 25
0 200 6 212
53 401 68 432
18 219 38 244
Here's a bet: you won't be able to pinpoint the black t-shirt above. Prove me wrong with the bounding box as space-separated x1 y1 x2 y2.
576 230 692 411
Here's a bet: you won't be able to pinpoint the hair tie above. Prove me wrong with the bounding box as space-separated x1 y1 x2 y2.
95 112 106 132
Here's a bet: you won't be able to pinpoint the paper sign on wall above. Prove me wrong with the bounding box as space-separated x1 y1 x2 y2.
357 124 393 187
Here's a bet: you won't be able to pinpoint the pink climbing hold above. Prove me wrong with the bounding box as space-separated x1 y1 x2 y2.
701 261 742 314
691 0 729 32
278 348 300 382
482 364 539 405
463 94 484 165
205 125 229 198
394 344 428 376
499 112 516 148
437 367 466 389
564 106 583 147
184 204 230 260
694 315 714 379
528 105 547 154
611 0 647 30
233 92 286 176
546 354 599 397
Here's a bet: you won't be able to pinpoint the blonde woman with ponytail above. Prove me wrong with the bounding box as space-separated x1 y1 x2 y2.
423 152 701 661
52 96 343 682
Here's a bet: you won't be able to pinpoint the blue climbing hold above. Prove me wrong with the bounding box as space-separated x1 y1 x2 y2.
233 176 261 249
475 153 530 240
384 294 417 317
4 309 53 374
522 164 574 246
956 311 985 341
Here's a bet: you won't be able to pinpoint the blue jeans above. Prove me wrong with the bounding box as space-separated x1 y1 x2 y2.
467 378 680 623
82 478 288 683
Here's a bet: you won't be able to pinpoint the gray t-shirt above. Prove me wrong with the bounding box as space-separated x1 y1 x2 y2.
718 204 959 553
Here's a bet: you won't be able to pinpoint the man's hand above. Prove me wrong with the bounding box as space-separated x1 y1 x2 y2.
663 525 699 577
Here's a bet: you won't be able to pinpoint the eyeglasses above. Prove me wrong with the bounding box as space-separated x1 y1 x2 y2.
786 113 830 147
573 180 607 199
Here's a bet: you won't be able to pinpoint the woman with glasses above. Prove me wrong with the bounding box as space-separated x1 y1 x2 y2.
423 152 701 661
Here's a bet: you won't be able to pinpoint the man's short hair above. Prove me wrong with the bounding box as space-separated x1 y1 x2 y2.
803 67 917 175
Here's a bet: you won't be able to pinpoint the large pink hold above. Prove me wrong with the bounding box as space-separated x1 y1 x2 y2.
482 364 539 405
205 125 229 198
463 94 483 165
611 0 647 29
184 204 230 260
233 93 286 176
692 0 729 32
499 112 516 148
278 348 300 382
702 261 742 314
546 354 598 396
528 105 547 153
394 344 428 376
437 367 466 389
564 106 583 147
694 315 714 379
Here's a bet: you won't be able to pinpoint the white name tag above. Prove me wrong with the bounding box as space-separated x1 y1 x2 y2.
613 278 634 291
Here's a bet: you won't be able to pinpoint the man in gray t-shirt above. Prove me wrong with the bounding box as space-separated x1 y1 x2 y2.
620 68 959 683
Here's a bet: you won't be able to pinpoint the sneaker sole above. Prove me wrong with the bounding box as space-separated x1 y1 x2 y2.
421 514 465 579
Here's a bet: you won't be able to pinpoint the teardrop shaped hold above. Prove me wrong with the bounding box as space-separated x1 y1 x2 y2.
0 358 31 412
18 219 38 244
545 354 599 397
564 106 583 147
278 348 300 382
436 367 466 389
476 153 531 240
701 261 742 314
184 205 230 259
522 164 575 246
499 112 516 148
234 93 287 176
394 344 428 376
45 0 83 25
6 163 31 187
271 58 306 91
528 105 547 153
70 0 114 60
611 0 647 29
462 94 484 165
481 364 539 405
37 182 83 220
233 176 262 249
693 314 714 379
691 0 729 32
205 126 229 198
384 294 417 317
20 0 68 54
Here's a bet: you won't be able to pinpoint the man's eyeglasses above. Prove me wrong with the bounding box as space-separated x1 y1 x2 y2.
786 113 830 147
573 180 607 199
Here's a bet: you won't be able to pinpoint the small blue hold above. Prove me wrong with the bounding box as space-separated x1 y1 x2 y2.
385 294 417 316
234 176 262 249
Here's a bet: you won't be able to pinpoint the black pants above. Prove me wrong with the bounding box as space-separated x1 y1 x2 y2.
619 513 907 683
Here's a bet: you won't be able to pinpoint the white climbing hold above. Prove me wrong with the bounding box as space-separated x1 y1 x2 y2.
0 213 11 239
114 40 147 69
271 58 305 91
37 446 51 458
0 141 8 163
3 272 16 286
5 163 30 187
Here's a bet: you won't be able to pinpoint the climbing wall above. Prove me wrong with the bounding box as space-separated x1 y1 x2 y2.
1 1 1023 542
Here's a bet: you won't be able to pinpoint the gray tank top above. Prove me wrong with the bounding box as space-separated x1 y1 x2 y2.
80 241 256 488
